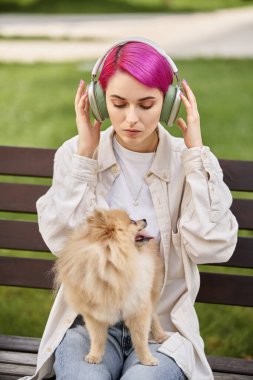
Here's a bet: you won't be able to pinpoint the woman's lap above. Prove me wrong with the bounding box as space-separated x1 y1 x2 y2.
121 343 186 380
53 319 186 380
54 323 123 380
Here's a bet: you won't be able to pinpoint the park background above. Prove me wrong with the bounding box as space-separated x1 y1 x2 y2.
0 0 253 360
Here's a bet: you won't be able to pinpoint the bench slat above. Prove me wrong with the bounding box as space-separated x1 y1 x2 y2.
0 220 49 252
0 351 37 366
0 375 24 380
0 336 40 353
0 146 253 190
1 257 252 307
0 187 252 230
0 336 252 379
231 199 253 230
0 257 54 289
213 373 253 379
0 146 55 178
223 237 253 268
197 272 253 307
0 363 35 377
0 183 50 213
1 221 252 269
220 159 253 192
208 355 253 376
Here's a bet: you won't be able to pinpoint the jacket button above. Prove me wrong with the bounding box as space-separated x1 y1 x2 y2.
111 165 119 174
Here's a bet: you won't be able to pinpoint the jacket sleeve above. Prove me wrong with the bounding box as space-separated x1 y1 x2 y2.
36 139 98 256
178 146 238 264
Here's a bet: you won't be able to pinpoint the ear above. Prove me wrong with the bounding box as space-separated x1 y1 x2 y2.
93 209 107 225
86 209 105 224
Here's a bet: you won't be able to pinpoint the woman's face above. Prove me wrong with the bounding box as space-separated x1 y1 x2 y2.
105 71 164 152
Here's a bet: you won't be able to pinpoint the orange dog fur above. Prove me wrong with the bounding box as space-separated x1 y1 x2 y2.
54 208 168 365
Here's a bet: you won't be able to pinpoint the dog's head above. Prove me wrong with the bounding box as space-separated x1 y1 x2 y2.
86 209 153 247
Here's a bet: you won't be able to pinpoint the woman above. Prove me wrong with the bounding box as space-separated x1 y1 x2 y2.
23 38 238 380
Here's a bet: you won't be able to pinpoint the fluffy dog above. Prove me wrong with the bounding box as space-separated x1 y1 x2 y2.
54 208 168 366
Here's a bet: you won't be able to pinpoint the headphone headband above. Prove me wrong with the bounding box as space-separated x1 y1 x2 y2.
91 36 179 80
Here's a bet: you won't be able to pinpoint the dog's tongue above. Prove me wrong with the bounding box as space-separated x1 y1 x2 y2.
135 231 154 242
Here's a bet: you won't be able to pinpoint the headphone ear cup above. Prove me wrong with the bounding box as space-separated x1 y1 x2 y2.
160 85 181 126
88 81 109 122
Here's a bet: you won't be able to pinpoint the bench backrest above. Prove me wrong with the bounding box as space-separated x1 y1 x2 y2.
0 146 253 307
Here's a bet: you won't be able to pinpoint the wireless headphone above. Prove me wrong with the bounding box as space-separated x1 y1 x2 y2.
88 36 182 126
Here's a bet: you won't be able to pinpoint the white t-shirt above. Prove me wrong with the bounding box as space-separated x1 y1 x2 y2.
106 136 161 241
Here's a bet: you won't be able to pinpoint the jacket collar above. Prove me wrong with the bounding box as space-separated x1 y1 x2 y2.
96 123 172 183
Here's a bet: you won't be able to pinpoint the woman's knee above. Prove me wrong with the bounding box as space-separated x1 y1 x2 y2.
121 355 186 380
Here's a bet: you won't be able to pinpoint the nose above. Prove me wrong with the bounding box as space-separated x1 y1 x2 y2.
126 106 139 126
142 219 147 228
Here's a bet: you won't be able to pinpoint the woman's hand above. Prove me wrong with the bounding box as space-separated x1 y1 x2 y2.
75 80 102 157
176 80 203 149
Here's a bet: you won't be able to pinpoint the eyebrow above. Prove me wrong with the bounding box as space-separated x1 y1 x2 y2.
110 95 156 101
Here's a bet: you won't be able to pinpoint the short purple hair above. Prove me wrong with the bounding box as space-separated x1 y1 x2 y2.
99 42 174 95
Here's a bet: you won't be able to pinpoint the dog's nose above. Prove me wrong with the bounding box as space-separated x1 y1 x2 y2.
142 219 147 227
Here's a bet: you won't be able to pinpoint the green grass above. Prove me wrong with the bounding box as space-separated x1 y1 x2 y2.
0 59 252 159
1 0 253 13
0 59 253 359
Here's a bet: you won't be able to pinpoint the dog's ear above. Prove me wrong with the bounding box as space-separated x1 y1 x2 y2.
86 209 105 225
93 209 108 227
86 209 108 227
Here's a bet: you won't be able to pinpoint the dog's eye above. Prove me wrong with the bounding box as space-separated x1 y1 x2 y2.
130 220 137 225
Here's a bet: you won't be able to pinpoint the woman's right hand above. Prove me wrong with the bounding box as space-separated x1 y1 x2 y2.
75 80 102 157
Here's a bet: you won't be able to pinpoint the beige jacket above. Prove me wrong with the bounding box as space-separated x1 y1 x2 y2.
21 124 238 380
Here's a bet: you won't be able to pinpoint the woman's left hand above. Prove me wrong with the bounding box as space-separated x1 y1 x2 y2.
176 80 203 148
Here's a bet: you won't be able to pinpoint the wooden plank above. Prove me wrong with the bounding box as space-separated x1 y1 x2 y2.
231 199 253 230
0 183 49 213
223 237 253 269
0 336 40 353
0 351 37 366
0 146 55 178
208 355 253 375
210 236 253 269
220 159 253 192
0 220 49 252
213 373 253 379
0 375 24 380
197 272 253 307
0 257 54 289
0 363 35 376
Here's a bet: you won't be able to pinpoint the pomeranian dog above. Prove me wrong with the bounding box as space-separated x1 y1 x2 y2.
54 208 168 366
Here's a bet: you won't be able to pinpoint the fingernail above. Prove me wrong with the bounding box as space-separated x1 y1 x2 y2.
79 79 85 86
183 79 188 86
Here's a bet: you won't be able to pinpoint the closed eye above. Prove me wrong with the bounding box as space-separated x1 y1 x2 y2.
130 220 137 225
113 104 153 110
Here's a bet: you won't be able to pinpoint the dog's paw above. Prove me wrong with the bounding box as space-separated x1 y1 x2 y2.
85 353 102 364
141 355 159 366
153 332 169 344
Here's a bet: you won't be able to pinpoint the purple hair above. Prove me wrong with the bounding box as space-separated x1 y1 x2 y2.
99 42 174 95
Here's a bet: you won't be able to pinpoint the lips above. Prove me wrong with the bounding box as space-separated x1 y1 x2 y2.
124 129 141 137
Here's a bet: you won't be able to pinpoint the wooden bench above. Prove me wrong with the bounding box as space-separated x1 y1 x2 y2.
0 145 252 380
